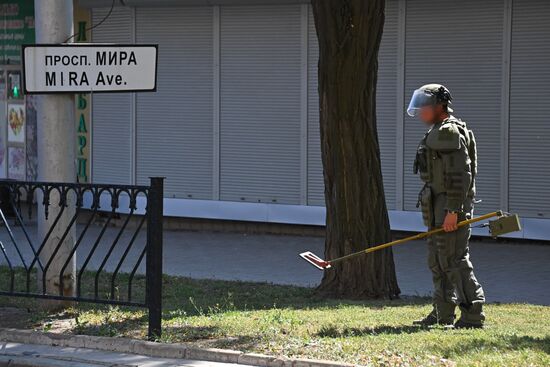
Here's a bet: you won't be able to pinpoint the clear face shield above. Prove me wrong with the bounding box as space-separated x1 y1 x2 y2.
406 89 437 117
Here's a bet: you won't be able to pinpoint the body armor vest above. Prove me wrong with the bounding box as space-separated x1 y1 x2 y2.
414 117 477 199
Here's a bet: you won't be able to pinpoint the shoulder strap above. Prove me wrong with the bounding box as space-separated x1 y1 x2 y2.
447 117 477 179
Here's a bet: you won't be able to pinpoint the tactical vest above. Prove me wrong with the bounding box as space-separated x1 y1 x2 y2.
414 117 477 196
452 118 477 182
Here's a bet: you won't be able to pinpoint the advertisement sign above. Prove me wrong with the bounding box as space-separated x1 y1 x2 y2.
8 146 25 180
7 103 25 143
0 2 35 65
23 44 158 93
0 110 6 178
25 96 37 180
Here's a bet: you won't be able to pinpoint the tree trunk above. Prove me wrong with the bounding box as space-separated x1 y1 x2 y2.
312 0 400 299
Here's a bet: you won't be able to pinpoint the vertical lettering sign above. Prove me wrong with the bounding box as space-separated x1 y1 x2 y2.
73 4 91 182
76 93 89 182
22 45 158 93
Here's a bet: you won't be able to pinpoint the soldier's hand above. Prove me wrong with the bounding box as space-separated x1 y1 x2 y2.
443 212 458 232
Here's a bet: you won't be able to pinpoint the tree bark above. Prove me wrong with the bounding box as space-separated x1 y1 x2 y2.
312 0 400 299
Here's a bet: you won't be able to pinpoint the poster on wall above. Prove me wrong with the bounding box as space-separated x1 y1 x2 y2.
0 129 6 179
8 146 25 180
0 71 6 100
0 71 6 179
8 103 25 143
25 96 37 180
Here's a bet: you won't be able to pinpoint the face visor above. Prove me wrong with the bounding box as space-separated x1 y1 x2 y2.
407 89 437 117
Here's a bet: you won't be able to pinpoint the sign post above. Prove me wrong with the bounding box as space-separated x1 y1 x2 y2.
23 44 158 94
27 2 158 307
34 0 76 306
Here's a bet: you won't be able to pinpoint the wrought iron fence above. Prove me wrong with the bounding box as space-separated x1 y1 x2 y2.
0 177 164 339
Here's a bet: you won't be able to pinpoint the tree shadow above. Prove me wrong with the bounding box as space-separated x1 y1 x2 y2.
505 335 550 354
0 307 32 328
1 266 434 317
70 312 148 337
317 324 425 338
161 325 223 342
440 334 550 355
208 335 261 351
160 275 433 315
160 326 260 351
159 295 433 319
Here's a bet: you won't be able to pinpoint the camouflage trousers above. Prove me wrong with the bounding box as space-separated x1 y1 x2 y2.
427 195 485 324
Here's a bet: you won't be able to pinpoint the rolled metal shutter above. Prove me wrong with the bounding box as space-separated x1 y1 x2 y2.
306 6 323 206
375 0 399 210
91 7 133 185
306 1 399 209
135 7 214 199
403 0 504 213
509 0 550 218
219 5 302 204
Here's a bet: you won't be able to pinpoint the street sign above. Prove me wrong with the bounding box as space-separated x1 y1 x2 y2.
22 44 158 94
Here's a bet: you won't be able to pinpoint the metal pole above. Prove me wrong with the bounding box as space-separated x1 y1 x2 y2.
147 177 164 340
34 0 76 302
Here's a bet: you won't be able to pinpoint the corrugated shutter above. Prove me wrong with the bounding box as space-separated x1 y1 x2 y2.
403 0 504 213
91 7 133 185
375 0 398 210
509 0 550 218
306 6 323 205
219 5 302 204
306 1 399 208
135 7 213 199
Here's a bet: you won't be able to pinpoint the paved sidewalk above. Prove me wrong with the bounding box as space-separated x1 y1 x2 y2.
0 341 254 367
1 224 549 305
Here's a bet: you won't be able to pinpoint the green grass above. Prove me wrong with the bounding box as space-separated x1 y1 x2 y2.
1 269 549 366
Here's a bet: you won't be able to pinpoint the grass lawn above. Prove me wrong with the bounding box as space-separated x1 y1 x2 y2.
0 269 549 367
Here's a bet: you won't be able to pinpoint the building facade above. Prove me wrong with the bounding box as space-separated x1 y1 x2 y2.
79 0 550 240
0 1 37 183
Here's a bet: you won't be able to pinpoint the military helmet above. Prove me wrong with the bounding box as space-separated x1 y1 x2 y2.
407 84 453 117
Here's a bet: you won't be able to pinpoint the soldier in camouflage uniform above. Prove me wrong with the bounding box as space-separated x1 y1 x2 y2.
407 84 485 329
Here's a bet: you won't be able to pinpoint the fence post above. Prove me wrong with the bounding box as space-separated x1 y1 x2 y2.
147 177 164 340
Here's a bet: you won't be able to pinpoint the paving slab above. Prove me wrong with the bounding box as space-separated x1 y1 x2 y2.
0 342 254 367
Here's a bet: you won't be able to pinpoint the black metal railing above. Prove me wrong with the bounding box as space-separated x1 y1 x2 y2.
0 177 164 339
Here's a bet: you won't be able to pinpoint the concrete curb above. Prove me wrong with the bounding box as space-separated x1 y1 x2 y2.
0 328 360 367
0 354 109 367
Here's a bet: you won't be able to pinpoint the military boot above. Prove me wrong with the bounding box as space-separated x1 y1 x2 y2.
455 303 485 329
413 308 454 327
413 313 438 326
453 319 483 329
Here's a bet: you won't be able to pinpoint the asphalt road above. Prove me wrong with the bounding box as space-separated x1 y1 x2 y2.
1 224 549 305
